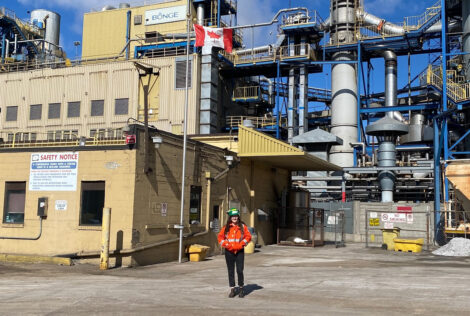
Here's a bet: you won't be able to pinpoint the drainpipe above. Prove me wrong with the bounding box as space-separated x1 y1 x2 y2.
126 10 131 59
205 172 212 231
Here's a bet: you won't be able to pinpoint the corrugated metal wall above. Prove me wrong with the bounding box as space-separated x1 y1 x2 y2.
82 0 190 59
0 55 200 140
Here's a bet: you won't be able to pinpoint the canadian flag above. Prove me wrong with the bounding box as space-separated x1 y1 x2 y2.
193 24 233 54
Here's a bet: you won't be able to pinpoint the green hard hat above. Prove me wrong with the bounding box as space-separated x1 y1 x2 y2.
227 208 240 217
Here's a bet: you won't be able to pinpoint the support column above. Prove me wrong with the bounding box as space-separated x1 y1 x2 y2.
199 51 218 134
299 36 308 135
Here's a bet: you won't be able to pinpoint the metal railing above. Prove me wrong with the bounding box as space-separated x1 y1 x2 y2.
224 48 276 65
403 0 440 31
233 86 260 100
425 65 470 103
0 130 126 149
279 43 314 60
226 116 287 129
281 10 324 27
0 6 41 34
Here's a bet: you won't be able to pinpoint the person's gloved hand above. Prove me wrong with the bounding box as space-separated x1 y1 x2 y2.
226 244 234 252
222 240 230 248
233 243 243 251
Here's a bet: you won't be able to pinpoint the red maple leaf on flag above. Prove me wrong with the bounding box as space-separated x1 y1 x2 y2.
207 31 221 39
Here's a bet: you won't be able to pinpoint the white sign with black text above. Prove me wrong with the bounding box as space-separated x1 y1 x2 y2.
145 5 186 25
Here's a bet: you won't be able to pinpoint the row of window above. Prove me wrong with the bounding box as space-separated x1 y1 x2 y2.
4 98 129 122
3 182 203 226
3 181 105 226
4 129 125 143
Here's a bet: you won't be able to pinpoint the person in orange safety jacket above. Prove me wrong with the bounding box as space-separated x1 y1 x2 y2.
218 208 252 298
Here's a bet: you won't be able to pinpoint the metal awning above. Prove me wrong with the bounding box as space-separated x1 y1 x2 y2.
237 125 341 171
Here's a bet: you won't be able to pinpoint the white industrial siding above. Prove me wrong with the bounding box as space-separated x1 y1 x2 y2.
0 55 200 139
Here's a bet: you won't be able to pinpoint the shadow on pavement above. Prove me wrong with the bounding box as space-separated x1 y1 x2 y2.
244 284 263 296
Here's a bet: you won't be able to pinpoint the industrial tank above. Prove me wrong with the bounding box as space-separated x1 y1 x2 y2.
30 9 61 54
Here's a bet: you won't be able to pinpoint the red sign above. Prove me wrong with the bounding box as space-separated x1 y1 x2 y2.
397 206 412 213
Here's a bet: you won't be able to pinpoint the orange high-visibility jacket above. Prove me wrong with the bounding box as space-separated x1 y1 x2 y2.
218 223 252 253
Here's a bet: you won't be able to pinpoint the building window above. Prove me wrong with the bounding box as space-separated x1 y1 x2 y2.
48 103 61 119
47 131 54 140
29 104 42 120
175 58 192 89
91 100 104 117
6 106 18 122
67 101 80 118
80 181 105 226
114 98 128 115
3 182 26 224
189 185 202 224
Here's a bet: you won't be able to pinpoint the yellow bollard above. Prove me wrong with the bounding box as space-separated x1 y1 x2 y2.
100 207 111 270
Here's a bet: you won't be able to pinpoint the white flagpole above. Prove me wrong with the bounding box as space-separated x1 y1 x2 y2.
178 0 191 263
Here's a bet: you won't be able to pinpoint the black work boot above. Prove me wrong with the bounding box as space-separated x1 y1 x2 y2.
238 286 245 298
228 287 236 298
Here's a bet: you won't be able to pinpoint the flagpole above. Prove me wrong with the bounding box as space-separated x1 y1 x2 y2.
178 0 191 264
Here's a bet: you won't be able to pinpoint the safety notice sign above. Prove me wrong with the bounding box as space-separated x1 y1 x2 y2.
29 152 79 191
381 213 407 223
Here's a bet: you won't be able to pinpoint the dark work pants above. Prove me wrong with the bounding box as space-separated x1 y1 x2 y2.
224 249 245 287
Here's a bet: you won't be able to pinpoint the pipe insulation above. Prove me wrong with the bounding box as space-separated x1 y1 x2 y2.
329 52 358 167
197 3 205 25
357 9 404 35
382 50 405 122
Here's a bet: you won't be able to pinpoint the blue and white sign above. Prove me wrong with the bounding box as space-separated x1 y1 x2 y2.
145 5 186 25
29 152 79 191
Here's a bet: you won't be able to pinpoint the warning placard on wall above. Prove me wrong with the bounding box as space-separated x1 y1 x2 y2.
29 152 79 191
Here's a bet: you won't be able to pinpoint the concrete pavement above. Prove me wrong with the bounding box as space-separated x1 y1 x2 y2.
1 243 469 315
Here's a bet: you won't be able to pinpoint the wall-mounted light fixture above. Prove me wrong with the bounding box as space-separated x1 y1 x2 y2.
152 135 163 148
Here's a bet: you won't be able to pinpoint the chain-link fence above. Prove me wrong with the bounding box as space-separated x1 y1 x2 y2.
277 207 324 247
365 208 432 251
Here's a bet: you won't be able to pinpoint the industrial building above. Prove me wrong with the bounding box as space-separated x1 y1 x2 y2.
0 0 470 264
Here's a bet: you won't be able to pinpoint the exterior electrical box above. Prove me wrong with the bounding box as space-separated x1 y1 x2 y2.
37 197 48 217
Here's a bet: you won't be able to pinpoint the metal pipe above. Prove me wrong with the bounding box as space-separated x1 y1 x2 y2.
1 34 5 63
350 142 366 166
382 50 402 120
228 7 309 30
13 34 17 54
357 9 404 35
197 3 205 25
235 45 271 54
178 0 191 264
0 218 43 240
260 77 274 105
126 10 131 59
5 39 9 58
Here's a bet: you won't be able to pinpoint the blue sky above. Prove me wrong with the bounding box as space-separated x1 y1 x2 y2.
4 0 439 96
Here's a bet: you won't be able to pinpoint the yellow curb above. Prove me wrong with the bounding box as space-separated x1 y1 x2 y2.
0 254 72 266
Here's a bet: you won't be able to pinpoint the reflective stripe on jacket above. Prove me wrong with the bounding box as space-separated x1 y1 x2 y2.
217 223 252 253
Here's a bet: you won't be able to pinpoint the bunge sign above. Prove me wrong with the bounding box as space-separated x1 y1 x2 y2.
145 5 186 25
29 152 79 191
